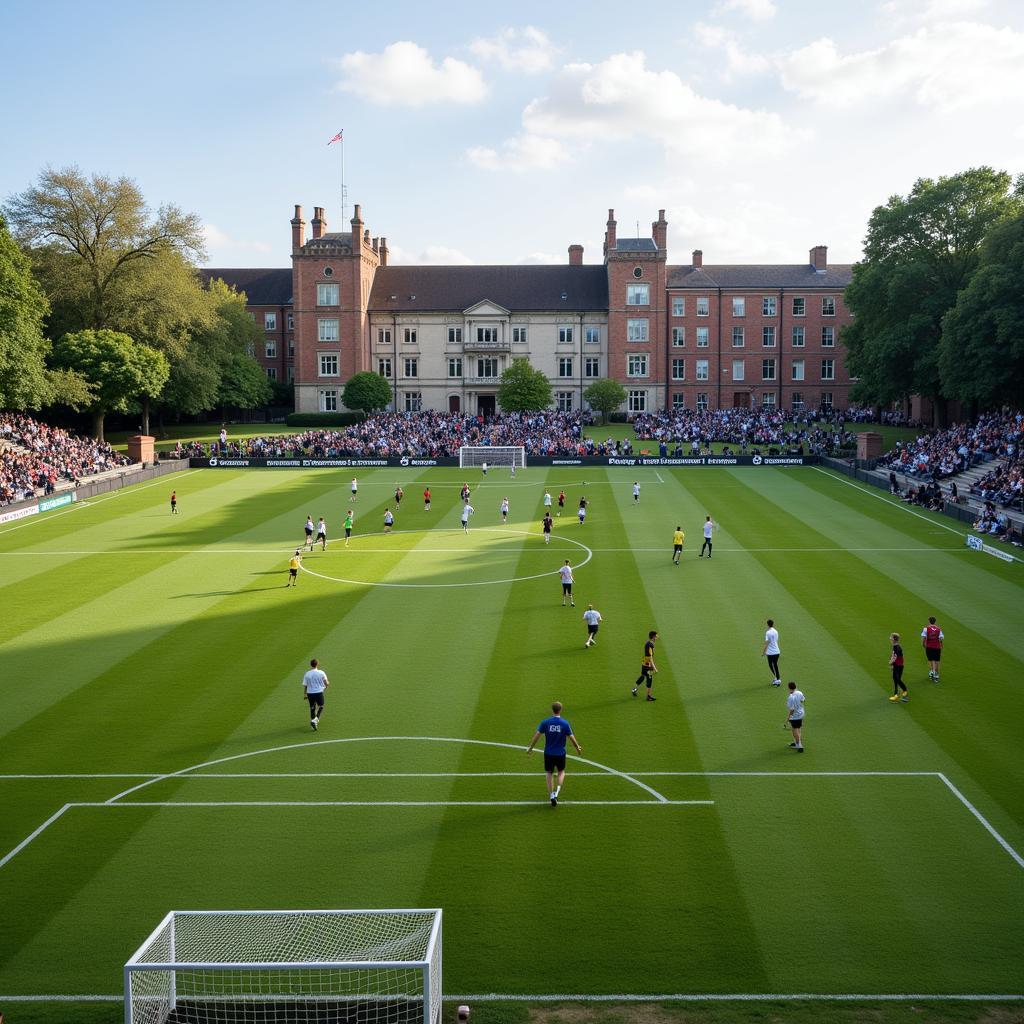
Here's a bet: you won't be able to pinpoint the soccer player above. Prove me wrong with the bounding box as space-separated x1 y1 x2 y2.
542 512 553 544
350 477 358 501
889 633 908 702
383 508 394 533
316 516 328 551
559 560 575 606
394 485 404 507
461 483 471 504
500 496 510 522
632 631 659 701
482 461 488 475
526 700 582 806
577 496 587 526
632 481 641 503
461 502 474 532
557 490 566 516
423 487 431 511
344 509 354 547
302 658 329 731
583 604 602 648
762 619 782 686
672 526 685 565
786 681 805 751
170 490 178 514
921 616 944 681
543 489 553 513
700 515 714 558
286 549 302 587
304 515 315 550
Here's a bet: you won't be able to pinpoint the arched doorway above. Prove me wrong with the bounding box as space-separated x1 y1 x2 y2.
448 394 461 413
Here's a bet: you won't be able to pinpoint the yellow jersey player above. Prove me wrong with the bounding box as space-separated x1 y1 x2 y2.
672 526 685 565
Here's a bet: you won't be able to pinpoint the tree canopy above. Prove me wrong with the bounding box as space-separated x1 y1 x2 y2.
583 378 627 421
343 371 392 414
498 358 553 413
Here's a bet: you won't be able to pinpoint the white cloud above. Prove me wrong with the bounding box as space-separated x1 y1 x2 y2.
520 51 788 158
466 133 570 172
336 41 487 106
880 0 989 26
469 26 558 74
778 22 1024 111
518 252 562 264
202 224 272 255
694 22 771 75
714 0 777 21
387 243 474 265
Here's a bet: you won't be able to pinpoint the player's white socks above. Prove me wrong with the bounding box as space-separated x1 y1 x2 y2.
553 786 560 798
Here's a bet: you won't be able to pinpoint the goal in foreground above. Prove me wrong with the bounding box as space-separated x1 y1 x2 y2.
459 445 525 469
125 909 442 1024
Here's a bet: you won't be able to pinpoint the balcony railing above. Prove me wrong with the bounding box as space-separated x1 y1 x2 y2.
463 338 510 351
464 375 501 385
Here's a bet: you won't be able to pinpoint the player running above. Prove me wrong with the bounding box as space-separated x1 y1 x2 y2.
461 483 471 504
583 605 602 648
316 516 328 551
557 490 566 516
542 512 553 544
286 549 302 587
559 560 575 607
543 489 553 514
344 509 354 547
383 508 394 533
632 631 658 701
500 496 510 522
170 490 178 514
526 700 583 806
423 487 431 511
889 633 908 702
577 496 588 526
632 481 641 503
394 485 404 507
461 503 474 532
762 619 782 686
700 515 714 558
304 515 315 550
350 477 358 501
921 616 944 681
672 526 685 564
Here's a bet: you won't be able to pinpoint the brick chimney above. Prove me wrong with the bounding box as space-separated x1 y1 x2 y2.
379 236 389 267
291 205 305 250
311 207 325 239
568 244 584 266
351 204 363 252
810 245 827 271
605 208 617 255
652 209 667 250
692 249 703 269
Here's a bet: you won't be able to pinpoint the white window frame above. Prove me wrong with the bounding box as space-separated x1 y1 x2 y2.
671 393 686 410
696 327 710 348
762 326 776 348
696 296 710 317
822 326 835 347
732 296 745 317
792 296 806 317
318 389 338 412
822 296 836 316
584 326 600 344
762 392 777 408
316 283 339 307
477 326 498 344
671 358 686 381
264 312 277 331
791 392 804 412
448 357 462 378
266 366 277 380
821 359 835 381
821 391 834 409
732 359 745 382
404 328 417 345
791 359 805 382
762 358 776 381
792 326 805 347
732 327 745 348
286 313 295 331
512 326 528 344
626 284 650 306
265 340 276 358
672 327 685 347
584 356 600 378
762 296 777 316
672 297 685 317
627 354 648 378
558 357 574 378
378 358 392 378
404 357 418 378
556 391 573 412
317 318 339 343
404 391 422 412
318 353 338 377
477 357 499 378
627 319 649 342
558 326 574 344
627 389 648 412
696 393 709 412
696 359 709 382
448 326 463 345
377 328 392 346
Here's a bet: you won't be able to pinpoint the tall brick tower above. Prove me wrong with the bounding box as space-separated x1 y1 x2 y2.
291 203 387 413
604 208 668 414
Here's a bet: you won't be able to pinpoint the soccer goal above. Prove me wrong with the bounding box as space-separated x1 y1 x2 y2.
459 446 525 469
124 909 442 1024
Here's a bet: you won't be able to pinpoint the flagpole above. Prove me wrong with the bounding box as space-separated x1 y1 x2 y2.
341 134 347 224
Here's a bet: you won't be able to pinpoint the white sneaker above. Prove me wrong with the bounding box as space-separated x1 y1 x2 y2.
311 717 319 731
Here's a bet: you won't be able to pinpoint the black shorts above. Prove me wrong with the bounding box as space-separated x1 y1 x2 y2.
926 648 941 662
673 544 682 553
305 529 313 537
345 528 352 537
289 568 297 577
587 624 599 636
544 753 566 773
562 582 573 593
789 718 802 729
639 665 653 678
307 692 325 712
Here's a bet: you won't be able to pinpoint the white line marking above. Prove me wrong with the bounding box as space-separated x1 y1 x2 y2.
0 774 159 779
0 804 72 869
937 773 1024 869
654 471 665 483
92 800 713 808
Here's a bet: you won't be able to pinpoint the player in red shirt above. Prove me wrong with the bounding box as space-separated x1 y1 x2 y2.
921 616 944 682
557 490 566 517
423 487 431 511
888 633 908 702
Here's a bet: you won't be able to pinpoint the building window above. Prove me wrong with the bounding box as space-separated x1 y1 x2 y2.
762 296 777 316
287 339 294 357
672 393 686 410
762 358 776 381
478 357 498 378
762 392 776 408
319 389 338 412
513 326 528 344
627 319 649 342
792 326 805 347
404 328 417 345
266 366 277 380
762 326 776 347
404 358 418 378
318 353 338 377
557 391 573 412
821 326 835 347
246 342 255 357
792 359 805 381
732 297 745 317
821 391 834 410
626 284 650 306
404 392 422 412
286 364 294 383
696 393 709 412
732 359 745 382
584 326 600 344
318 318 339 343
558 326 574 344
822 296 836 316
627 354 648 377
448 357 462 378
286 313 295 331
672 297 685 317
732 327 745 347
264 312 276 331
265 341 276 358
377 328 392 346
821 359 835 381
696 359 709 381
378 358 392 378
585 356 600 377
558 357 574 378
696 296 710 317
628 389 647 412
477 326 498 344
448 326 463 345
316 283 339 306
671 358 685 381
792 296 806 316
696 327 709 347
791 392 803 412
672 327 686 347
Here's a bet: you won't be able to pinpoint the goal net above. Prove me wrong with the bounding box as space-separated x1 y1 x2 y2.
459 446 525 468
125 909 442 1024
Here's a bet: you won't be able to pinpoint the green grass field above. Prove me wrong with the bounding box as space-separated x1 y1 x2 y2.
0 463 1021 1023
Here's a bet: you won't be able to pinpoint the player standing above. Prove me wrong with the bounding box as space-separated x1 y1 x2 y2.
350 477 358 501
500 496 510 522
461 483 471 504
762 619 782 686
543 489 553 514
461 502 474 532
632 481 641 503
889 633 908 702
632 631 659 701
286 549 302 587
786 681 805 751
482 461 488 476
583 605 602 648
700 515 714 558
526 700 583 806
383 508 394 533
542 512 553 544
921 616 944 681
344 509 354 547
672 526 685 565
559 560 575 607
302 658 329 731
304 515 315 550
394 485 404 507
170 490 178 514
577 496 587 526
423 487 431 511
557 490 566 516
316 516 328 551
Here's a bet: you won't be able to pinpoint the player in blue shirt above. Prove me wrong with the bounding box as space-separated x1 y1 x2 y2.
526 701 583 806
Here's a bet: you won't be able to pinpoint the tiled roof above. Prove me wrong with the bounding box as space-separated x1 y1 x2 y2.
667 264 854 289
302 232 356 251
615 238 658 252
200 268 293 306
368 265 608 313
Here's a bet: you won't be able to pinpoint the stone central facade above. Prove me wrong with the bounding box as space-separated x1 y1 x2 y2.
204 204 855 416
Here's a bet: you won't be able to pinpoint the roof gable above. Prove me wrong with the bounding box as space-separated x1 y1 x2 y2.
463 299 511 316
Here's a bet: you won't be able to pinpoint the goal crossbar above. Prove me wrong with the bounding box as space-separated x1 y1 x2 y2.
459 446 525 468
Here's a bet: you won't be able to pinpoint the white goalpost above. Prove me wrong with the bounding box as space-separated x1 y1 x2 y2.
458 446 525 469
124 909 442 1024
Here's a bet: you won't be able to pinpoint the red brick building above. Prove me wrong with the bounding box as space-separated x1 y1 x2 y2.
205 204 854 415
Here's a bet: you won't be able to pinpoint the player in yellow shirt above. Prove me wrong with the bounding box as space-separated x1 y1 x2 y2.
672 526 685 565
286 549 302 587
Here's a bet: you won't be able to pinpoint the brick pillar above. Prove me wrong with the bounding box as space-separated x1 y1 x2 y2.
127 435 155 465
856 431 883 460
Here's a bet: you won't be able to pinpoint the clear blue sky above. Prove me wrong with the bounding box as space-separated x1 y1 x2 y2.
2 0 1022 268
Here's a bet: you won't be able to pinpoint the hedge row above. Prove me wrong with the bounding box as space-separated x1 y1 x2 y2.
284 412 365 427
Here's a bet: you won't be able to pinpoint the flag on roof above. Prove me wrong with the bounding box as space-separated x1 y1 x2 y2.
327 130 344 145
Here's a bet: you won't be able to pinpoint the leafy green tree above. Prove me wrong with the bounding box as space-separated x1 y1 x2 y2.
218 353 272 414
51 329 169 440
498 358 552 413
843 167 1023 421
583 378 627 422
343 371 392 414
940 213 1024 410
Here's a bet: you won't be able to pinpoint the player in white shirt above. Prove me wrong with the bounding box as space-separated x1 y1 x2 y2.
350 477 358 500
786 681 805 752
559 560 575 607
543 490 553 512
461 503 474 532
302 658 330 731
316 516 328 551
632 481 641 503
700 515 714 558
500 497 510 522
762 619 782 686
583 605 602 648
